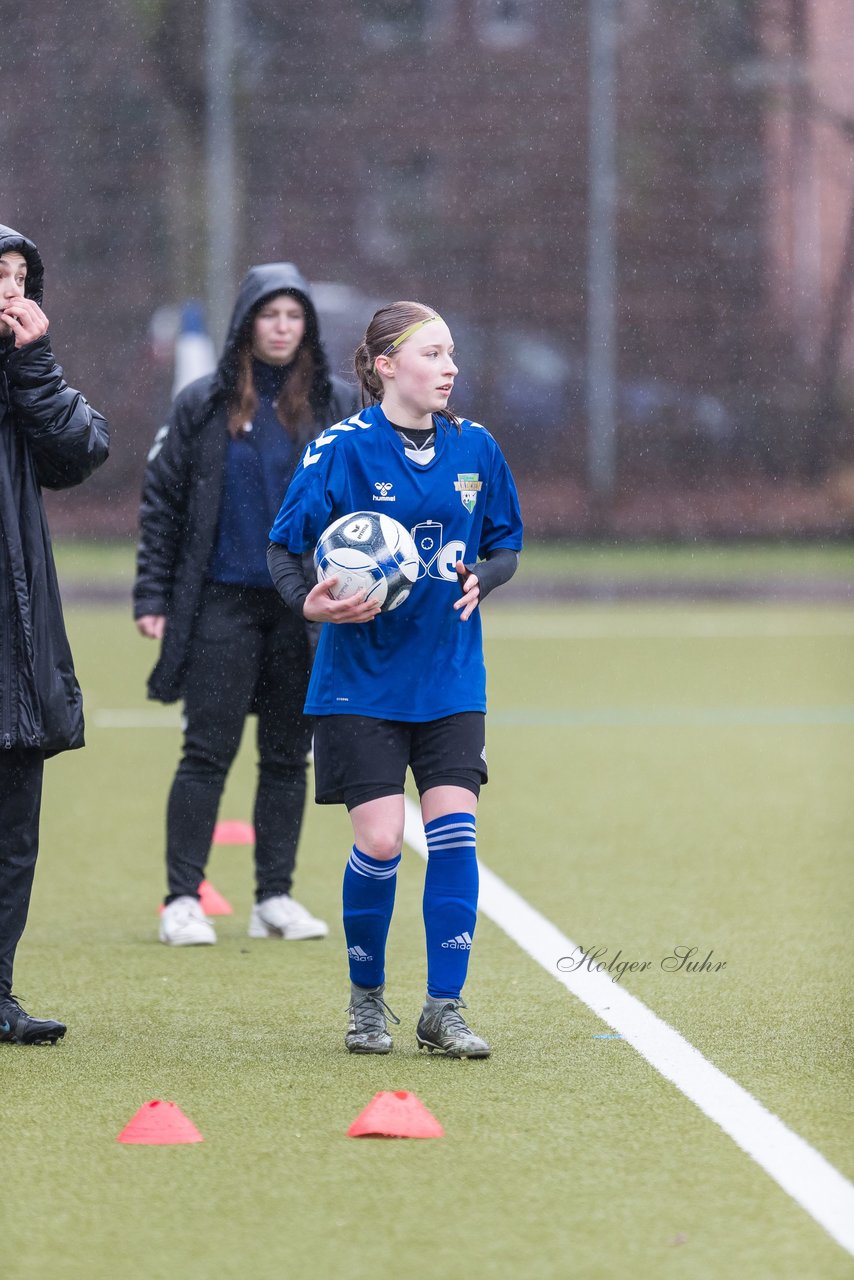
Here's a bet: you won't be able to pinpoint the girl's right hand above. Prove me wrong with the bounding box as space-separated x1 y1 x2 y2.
136 614 166 639
303 578 381 624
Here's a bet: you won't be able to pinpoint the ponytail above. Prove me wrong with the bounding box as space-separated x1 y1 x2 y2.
353 339 384 406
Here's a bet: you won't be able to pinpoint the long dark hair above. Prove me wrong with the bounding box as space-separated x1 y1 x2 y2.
353 300 460 428
227 293 315 441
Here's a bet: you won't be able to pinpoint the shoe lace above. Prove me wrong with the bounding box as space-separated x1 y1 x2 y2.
437 999 474 1037
0 994 25 1027
348 992 401 1034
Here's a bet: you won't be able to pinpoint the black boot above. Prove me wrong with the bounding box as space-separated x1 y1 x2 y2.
0 995 66 1045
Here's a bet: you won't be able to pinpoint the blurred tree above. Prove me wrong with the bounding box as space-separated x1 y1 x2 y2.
814 109 854 437
144 0 208 300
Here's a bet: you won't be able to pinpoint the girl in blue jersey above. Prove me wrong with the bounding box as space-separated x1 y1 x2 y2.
267 301 523 1057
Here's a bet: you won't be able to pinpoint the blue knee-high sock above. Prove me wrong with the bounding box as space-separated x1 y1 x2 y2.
343 846 400 989
422 813 479 1000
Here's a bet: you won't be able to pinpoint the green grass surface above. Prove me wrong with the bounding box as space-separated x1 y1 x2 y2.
3 598 853 1278
51 536 854 588
53 537 138 585
513 541 854 581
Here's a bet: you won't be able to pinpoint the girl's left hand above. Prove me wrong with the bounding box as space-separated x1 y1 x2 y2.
454 562 480 621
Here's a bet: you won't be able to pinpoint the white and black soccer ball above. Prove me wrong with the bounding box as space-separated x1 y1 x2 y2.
314 512 419 612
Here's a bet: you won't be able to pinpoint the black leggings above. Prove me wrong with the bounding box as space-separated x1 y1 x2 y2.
0 749 44 999
165 582 312 904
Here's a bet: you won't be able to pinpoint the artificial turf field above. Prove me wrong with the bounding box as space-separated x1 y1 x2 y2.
3 546 854 1279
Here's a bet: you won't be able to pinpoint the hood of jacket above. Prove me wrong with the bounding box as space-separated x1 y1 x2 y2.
0 224 45 358
0 223 45 307
214 262 332 403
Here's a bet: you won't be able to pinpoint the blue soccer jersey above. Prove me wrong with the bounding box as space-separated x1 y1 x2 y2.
269 403 523 721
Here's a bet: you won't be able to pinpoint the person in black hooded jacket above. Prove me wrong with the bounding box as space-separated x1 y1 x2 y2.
134 263 358 946
0 224 109 1044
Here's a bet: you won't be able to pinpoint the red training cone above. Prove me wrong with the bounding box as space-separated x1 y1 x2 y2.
212 820 255 845
198 879 233 915
347 1091 444 1139
117 1100 203 1145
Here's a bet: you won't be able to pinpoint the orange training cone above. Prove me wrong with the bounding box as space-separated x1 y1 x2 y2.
117 1100 204 1145
198 880 233 915
347 1091 444 1139
212 820 255 845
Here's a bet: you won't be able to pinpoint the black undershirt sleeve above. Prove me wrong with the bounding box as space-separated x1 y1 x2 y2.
464 546 519 601
267 542 311 617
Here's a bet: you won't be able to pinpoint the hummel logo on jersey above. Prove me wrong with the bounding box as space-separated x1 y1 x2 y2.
441 932 473 950
347 945 373 961
372 481 395 503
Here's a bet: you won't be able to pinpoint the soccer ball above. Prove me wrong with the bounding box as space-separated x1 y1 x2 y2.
314 512 419 612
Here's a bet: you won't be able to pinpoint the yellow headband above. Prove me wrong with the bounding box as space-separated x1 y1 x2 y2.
374 314 443 370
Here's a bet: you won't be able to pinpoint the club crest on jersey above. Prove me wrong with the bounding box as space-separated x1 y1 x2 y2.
454 473 482 513
373 481 395 503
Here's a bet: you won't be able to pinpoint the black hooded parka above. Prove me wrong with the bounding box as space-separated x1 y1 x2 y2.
0 224 110 753
133 263 358 703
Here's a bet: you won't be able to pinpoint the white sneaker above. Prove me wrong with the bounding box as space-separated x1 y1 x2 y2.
248 894 328 940
159 895 217 946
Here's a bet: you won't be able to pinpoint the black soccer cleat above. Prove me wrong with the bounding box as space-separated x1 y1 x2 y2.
0 996 66 1045
416 996 490 1058
345 982 400 1054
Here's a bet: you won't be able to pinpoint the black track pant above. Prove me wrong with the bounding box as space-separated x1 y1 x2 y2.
0 749 45 999
165 582 312 905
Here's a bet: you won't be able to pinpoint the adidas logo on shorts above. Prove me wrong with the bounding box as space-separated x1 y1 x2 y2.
441 932 473 950
347 945 372 961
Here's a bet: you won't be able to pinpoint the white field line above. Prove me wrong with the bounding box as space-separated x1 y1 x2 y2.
402 798 854 1257
93 705 854 732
